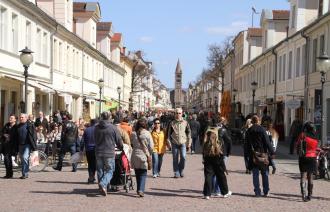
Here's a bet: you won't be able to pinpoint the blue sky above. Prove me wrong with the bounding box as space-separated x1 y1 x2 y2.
85 0 289 88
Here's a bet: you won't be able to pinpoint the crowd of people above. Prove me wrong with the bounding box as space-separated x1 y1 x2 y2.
0 107 321 202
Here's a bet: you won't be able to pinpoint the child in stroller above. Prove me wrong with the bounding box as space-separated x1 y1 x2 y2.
108 148 134 192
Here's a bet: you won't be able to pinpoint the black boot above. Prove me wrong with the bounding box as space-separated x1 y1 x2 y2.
300 182 307 202
306 184 313 201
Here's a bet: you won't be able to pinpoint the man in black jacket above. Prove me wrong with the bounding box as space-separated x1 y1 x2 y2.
246 115 274 197
94 112 123 196
17 113 37 179
189 114 200 154
53 114 79 172
0 114 18 178
218 117 232 162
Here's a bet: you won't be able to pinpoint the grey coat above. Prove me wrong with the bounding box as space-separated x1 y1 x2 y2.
131 129 154 170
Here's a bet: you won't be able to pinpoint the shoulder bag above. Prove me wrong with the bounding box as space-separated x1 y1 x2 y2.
251 143 269 169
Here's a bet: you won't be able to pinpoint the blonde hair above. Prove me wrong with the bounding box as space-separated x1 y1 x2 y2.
203 128 223 156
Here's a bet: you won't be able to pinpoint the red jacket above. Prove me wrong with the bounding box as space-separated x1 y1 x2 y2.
296 133 318 157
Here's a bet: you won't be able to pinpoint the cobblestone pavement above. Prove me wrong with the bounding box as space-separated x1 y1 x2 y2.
0 144 329 212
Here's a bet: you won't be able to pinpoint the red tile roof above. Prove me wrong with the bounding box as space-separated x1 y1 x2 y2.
73 2 86 12
73 11 94 19
247 28 262 37
97 22 112 31
272 10 290 20
111 33 122 42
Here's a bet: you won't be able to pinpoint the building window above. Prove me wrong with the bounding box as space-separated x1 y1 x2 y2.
278 56 282 82
320 34 325 55
296 47 301 77
0 7 7 50
36 28 42 62
312 38 318 72
42 32 48 64
288 51 292 79
301 44 306 75
11 13 18 53
269 61 272 84
283 54 286 81
25 21 31 48
59 42 63 71
263 64 266 86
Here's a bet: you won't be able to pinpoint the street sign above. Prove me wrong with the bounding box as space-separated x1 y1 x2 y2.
286 99 301 109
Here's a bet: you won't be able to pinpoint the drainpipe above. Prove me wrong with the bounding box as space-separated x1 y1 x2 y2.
81 47 87 118
271 48 278 122
301 30 309 120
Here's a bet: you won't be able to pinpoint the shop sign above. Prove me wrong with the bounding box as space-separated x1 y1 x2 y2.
286 99 301 109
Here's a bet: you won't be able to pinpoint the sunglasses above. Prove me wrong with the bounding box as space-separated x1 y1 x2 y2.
155 122 160 124
176 113 182 114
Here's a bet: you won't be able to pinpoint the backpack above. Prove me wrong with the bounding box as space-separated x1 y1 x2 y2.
203 127 223 157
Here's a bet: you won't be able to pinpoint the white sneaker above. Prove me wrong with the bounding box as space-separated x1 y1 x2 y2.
203 196 210 200
153 175 157 178
214 193 222 197
12 160 18 167
223 191 232 198
191 151 195 154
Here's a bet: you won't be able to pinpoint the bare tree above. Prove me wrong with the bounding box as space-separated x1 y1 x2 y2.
206 36 234 94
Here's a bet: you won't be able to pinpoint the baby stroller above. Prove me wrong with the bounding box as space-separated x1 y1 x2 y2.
109 149 134 192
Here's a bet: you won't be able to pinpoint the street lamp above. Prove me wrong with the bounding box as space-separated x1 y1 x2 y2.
19 47 34 113
251 81 258 114
233 88 238 114
117 86 121 110
98 78 104 117
316 52 330 146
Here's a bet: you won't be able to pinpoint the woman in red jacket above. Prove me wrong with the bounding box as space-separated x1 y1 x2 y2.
296 121 318 202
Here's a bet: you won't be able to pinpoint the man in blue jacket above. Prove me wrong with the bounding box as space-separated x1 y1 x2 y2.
83 119 97 184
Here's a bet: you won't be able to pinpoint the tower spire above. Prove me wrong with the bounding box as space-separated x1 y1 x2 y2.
175 59 182 73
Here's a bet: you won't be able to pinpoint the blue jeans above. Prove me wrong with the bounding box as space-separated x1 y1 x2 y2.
252 168 269 195
171 143 186 176
152 153 164 176
191 136 199 152
19 144 31 177
96 156 115 189
135 169 147 193
213 156 228 193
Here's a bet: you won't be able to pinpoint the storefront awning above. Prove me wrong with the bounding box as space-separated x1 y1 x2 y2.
5 75 54 93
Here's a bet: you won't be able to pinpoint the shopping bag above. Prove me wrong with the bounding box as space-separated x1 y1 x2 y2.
70 152 84 164
30 151 39 167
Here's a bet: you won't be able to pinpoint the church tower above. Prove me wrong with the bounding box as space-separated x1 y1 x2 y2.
174 59 182 108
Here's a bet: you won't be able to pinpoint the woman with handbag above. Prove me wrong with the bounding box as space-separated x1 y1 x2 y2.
131 119 154 197
151 118 166 178
296 121 318 202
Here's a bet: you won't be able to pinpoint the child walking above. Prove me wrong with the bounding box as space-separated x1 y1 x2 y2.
202 128 232 199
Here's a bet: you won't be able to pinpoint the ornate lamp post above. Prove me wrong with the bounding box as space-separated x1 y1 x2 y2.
98 78 104 117
316 52 330 146
19 47 34 113
117 86 121 110
251 81 258 114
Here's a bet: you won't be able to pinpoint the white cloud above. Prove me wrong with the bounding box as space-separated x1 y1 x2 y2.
138 36 153 43
205 21 249 36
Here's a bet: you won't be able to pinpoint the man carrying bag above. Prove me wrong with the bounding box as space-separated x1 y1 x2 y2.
246 115 274 197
